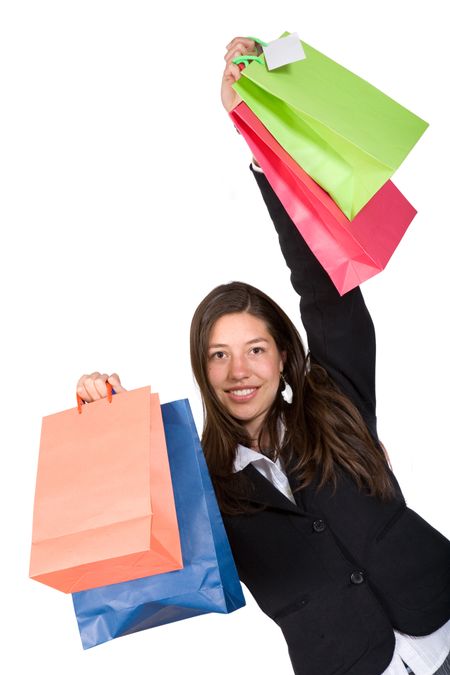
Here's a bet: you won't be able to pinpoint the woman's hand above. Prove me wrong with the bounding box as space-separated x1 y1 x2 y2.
76 372 126 403
221 37 259 112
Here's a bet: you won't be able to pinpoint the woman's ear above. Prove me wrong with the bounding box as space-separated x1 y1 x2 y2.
280 350 287 367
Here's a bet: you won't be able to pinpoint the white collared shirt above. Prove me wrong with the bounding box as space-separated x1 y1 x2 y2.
233 444 450 675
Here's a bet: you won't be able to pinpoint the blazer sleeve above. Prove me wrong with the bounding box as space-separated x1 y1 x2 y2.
251 167 378 441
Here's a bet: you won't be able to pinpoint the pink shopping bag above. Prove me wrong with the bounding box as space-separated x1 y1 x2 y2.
231 102 417 295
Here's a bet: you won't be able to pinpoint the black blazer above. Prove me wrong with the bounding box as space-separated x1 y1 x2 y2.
222 169 450 675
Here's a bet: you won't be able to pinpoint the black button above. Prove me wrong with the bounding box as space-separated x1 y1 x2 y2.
312 519 326 533
350 571 365 585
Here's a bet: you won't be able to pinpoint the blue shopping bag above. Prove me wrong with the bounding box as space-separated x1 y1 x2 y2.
72 399 245 648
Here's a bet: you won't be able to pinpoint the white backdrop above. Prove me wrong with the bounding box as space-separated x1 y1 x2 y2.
1 1 448 673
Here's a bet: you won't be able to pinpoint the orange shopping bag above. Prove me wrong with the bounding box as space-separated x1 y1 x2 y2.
29 386 183 593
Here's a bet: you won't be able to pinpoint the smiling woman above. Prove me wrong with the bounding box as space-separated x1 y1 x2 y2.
74 34 450 675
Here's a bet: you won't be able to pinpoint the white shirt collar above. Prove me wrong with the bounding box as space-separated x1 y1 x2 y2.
233 443 296 504
233 444 268 473
233 420 286 472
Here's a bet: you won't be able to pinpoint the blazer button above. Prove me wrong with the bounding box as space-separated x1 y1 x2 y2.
312 519 326 533
350 571 365 585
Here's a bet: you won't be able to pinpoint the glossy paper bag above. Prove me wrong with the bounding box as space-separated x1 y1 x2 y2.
231 102 417 295
30 387 182 593
73 399 245 649
233 34 427 220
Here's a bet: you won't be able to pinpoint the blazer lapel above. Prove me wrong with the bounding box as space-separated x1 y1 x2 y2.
241 464 305 515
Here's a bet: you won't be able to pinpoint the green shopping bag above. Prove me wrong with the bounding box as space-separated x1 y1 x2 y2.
233 34 428 220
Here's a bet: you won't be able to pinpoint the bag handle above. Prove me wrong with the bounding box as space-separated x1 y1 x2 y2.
232 36 267 69
247 36 268 47
232 55 264 68
77 381 114 414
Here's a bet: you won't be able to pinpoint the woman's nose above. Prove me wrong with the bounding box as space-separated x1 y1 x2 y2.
228 355 250 381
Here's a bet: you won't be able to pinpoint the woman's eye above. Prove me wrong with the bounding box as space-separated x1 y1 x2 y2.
210 351 226 360
251 346 264 355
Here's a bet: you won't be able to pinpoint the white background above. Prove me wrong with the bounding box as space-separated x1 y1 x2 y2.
1 1 448 673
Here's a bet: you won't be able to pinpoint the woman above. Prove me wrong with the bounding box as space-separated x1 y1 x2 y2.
77 38 450 675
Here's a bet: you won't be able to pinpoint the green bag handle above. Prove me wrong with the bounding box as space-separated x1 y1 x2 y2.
246 36 268 47
231 36 267 68
232 54 264 67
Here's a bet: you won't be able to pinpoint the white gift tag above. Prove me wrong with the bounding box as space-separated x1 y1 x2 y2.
262 32 305 70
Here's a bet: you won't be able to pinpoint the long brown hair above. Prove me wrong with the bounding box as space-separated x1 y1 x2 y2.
190 281 394 514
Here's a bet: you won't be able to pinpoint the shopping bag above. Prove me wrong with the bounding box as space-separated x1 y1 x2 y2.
231 102 417 295
233 33 428 220
72 398 246 649
30 387 183 593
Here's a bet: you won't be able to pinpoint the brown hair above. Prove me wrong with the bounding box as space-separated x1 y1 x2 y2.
190 281 394 514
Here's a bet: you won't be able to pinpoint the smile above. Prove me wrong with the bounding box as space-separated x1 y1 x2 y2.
226 387 259 402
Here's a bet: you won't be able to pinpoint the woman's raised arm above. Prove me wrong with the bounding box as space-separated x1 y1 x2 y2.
251 169 378 441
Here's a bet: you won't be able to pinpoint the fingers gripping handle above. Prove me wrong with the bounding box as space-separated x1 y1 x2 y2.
232 36 267 70
77 381 115 414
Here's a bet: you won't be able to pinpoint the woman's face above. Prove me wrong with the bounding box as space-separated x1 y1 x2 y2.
207 312 285 442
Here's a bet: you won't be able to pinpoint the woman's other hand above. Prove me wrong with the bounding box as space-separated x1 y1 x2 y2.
221 37 259 112
76 372 126 403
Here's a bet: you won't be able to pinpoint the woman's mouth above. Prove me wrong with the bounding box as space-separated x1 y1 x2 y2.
226 387 259 402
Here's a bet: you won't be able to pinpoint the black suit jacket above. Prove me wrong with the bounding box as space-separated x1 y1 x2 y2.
222 169 450 675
